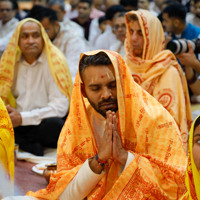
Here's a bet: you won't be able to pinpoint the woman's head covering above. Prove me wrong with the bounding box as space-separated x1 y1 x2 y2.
181 115 200 200
0 18 73 107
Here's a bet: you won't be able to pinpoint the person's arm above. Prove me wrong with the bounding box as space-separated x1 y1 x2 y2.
176 42 200 95
184 66 200 95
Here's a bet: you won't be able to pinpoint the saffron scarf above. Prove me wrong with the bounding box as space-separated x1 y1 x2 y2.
181 115 200 200
0 98 14 183
0 18 73 107
28 50 187 199
125 10 192 150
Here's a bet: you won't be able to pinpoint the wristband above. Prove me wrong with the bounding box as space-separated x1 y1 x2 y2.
187 70 197 85
95 154 107 167
187 73 197 85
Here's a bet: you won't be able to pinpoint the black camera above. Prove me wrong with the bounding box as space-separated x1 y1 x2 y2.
166 38 200 54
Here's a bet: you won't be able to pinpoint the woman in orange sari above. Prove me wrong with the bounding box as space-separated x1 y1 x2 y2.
181 115 200 200
26 50 187 200
125 9 192 151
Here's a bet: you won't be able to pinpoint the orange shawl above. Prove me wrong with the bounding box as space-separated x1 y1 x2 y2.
28 50 187 200
0 18 73 108
125 10 192 150
0 98 14 183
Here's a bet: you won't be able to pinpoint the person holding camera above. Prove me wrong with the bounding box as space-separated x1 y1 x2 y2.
124 9 192 151
162 2 200 98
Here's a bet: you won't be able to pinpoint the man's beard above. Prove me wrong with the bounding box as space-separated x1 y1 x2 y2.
88 97 118 118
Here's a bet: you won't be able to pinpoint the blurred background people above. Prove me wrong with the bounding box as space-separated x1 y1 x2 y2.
0 0 19 57
110 12 126 57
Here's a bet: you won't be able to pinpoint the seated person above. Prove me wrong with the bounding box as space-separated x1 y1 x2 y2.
22 50 187 199
180 114 200 200
0 18 73 156
124 9 192 150
0 97 14 192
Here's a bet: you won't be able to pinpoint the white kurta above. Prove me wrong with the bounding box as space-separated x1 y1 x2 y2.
53 22 90 82
0 18 18 55
12 50 69 126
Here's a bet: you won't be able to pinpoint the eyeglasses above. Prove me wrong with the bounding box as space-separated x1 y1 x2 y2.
112 24 126 31
0 9 13 12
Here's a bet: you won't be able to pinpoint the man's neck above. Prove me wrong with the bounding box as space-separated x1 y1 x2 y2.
51 23 60 41
23 55 39 64
77 16 89 25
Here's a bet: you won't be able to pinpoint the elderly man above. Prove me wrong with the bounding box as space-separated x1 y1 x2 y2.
124 9 192 150
0 18 73 156
0 0 19 57
29 5 90 82
6 50 187 200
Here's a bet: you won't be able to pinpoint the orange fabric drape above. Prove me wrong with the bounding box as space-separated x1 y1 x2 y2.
0 18 73 107
124 10 192 150
28 50 187 200
0 97 14 183
180 115 200 200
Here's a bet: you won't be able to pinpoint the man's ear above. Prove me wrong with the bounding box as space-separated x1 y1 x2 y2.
81 83 87 98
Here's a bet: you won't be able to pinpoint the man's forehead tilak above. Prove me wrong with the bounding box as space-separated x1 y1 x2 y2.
87 67 116 85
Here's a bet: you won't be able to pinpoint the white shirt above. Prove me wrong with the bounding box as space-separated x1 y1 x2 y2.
12 50 69 126
94 25 118 50
110 40 125 58
62 18 84 38
53 22 90 82
0 18 18 55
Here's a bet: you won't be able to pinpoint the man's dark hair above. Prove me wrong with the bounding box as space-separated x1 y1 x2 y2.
79 52 112 75
28 5 58 22
120 0 138 10
79 0 93 7
194 115 200 130
105 5 126 21
98 15 106 25
162 2 187 22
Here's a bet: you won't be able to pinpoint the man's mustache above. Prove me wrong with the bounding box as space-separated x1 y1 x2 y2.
98 98 117 107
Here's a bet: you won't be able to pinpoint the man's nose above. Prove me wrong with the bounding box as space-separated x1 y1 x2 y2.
27 36 34 43
101 88 112 100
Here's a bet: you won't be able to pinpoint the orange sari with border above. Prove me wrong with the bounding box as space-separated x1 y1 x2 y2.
0 18 73 108
180 115 200 200
28 50 187 200
0 97 14 184
124 10 192 150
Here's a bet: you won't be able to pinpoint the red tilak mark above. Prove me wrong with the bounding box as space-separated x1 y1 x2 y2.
101 75 104 78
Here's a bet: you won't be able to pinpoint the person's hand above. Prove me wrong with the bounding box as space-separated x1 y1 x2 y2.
98 111 113 162
176 42 200 73
6 105 22 127
112 113 128 165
